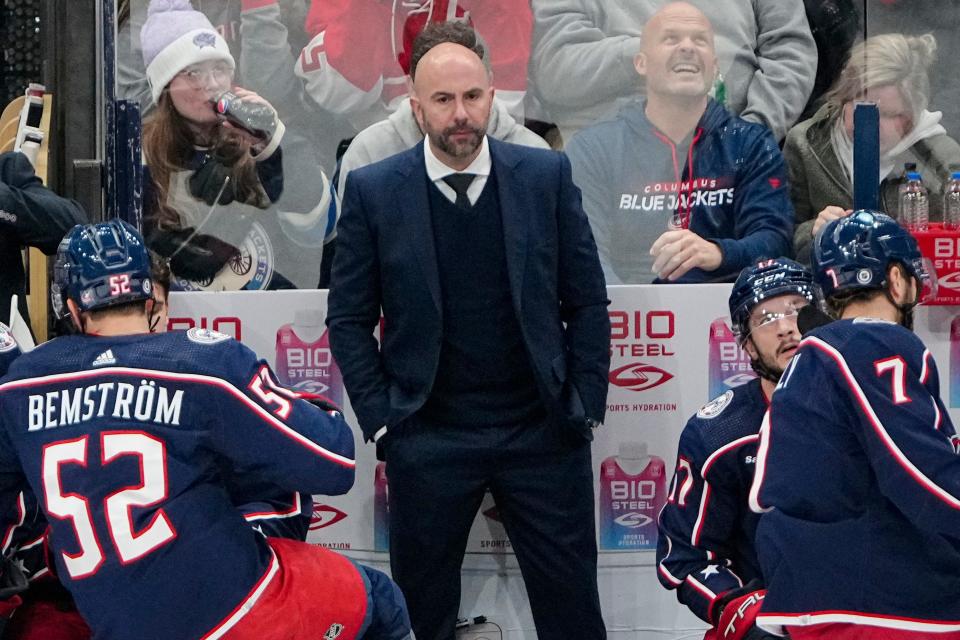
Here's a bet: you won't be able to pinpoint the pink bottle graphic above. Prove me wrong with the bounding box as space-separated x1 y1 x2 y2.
708 317 756 399
599 442 667 550
275 309 343 405
374 462 389 552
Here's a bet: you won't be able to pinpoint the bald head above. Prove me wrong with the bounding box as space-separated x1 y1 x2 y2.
642 2 714 48
410 42 494 170
635 1 717 102
412 43 490 96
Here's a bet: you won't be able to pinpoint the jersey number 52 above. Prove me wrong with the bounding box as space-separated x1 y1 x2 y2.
41 432 176 579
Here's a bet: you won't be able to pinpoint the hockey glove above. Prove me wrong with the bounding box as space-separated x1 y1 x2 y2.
714 589 771 640
797 303 833 335
0 554 29 627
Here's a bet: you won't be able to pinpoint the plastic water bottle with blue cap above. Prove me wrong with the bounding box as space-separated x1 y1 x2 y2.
943 164 960 230
898 168 929 232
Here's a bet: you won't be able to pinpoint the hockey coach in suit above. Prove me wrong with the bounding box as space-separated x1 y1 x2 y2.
326 37 611 640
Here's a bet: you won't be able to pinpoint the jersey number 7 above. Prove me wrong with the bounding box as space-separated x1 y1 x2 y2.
42 432 176 579
875 356 912 404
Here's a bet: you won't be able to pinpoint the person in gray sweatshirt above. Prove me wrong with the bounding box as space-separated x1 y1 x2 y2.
529 0 817 144
334 21 548 203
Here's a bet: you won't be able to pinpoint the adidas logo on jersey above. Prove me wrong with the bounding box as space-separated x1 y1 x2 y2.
92 349 116 367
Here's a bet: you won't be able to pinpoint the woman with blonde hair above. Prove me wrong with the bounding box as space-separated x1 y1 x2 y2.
785 32 960 262
141 0 334 290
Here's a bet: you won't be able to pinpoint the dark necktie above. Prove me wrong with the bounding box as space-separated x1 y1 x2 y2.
442 173 476 208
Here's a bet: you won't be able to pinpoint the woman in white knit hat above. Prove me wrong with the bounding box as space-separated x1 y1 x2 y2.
141 0 335 291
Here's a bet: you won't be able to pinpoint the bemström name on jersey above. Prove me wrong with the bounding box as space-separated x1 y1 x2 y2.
28 381 184 431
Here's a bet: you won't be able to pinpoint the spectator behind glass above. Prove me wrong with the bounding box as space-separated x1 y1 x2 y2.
140 0 335 291
786 33 960 264
529 0 817 144
294 0 532 132
564 2 794 285
0 151 87 334
334 21 548 215
118 0 310 118
799 0 860 121
854 1 960 140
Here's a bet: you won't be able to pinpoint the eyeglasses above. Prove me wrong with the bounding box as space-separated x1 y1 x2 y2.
747 300 809 335
176 63 233 88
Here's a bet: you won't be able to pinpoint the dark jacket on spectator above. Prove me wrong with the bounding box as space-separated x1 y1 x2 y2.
785 104 960 263
800 0 859 121
566 99 794 284
0 151 87 333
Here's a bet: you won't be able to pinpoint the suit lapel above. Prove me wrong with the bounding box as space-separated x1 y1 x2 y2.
491 139 528 313
396 143 442 311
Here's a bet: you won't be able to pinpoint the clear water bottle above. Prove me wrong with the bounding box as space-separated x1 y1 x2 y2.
898 171 929 232
944 165 960 230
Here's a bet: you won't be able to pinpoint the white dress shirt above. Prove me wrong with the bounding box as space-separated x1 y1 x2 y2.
423 135 491 206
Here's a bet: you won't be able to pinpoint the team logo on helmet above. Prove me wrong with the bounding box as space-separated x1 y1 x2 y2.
857 269 873 284
609 362 674 392
697 390 734 419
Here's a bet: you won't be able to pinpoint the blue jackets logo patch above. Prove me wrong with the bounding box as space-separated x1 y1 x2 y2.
187 328 231 344
697 390 734 419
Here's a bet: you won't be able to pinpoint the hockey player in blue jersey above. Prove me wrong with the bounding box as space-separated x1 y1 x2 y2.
0 220 412 640
750 210 960 640
0 261 312 639
657 258 819 640
147 254 314 542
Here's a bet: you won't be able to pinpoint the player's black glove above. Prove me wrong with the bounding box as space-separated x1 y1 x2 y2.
0 554 29 630
0 555 28 601
797 303 834 335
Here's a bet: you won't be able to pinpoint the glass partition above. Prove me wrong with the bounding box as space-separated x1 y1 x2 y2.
114 0 959 289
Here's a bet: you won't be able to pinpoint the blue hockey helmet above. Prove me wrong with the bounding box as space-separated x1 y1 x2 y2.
812 210 935 302
729 258 818 342
51 219 154 319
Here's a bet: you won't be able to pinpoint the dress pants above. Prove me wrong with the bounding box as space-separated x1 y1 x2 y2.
384 413 606 640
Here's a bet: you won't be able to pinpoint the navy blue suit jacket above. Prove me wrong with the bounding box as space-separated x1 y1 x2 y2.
326 138 610 442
